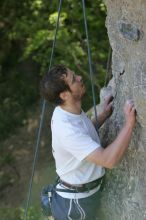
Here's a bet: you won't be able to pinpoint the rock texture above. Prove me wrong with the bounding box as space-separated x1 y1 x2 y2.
98 0 146 219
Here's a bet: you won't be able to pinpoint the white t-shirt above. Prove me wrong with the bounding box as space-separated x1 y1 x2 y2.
51 106 105 198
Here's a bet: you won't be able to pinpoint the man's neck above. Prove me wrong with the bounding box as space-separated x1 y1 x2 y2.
60 101 82 115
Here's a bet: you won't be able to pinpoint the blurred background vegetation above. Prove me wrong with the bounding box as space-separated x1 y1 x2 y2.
0 0 110 219
0 0 110 141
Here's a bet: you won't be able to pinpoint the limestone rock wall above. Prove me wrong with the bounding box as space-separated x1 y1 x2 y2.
98 0 146 219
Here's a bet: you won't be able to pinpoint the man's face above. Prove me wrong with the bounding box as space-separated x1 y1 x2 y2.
64 69 86 101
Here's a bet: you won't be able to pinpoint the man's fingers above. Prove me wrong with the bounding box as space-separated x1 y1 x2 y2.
124 100 136 117
105 94 114 104
132 106 136 114
125 100 134 110
108 101 113 108
126 99 134 107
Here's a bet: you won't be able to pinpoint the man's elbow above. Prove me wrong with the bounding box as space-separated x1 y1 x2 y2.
104 159 118 169
106 163 115 169
94 160 115 169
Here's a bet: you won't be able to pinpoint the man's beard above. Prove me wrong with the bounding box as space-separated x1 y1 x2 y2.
72 87 86 101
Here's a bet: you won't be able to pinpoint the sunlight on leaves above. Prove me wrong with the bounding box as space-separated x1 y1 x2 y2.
49 12 68 26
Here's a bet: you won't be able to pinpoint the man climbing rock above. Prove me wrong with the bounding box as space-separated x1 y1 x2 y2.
40 64 136 220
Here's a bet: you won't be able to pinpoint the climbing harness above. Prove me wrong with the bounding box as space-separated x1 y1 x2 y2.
24 0 111 219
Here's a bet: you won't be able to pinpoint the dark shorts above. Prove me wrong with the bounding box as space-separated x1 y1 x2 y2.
51 190 101 220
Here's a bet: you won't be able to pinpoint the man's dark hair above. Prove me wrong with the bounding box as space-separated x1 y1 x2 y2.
40 64 70 105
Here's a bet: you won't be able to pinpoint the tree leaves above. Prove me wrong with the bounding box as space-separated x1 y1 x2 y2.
0 0 110 140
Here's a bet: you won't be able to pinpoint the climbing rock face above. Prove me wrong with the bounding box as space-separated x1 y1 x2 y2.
98 0 146 219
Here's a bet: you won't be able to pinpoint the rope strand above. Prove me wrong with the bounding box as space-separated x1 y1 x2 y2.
23 1 63 219
81 0 98 130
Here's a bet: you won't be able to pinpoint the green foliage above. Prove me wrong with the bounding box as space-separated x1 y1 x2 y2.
20 206 41 220
0 206 42 220
0 208 21 220
0 0 109 140
0 69 38 140
23 30 49 58
0 153 14 166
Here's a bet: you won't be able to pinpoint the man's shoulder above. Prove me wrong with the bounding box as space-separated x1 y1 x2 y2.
52 106 69 122
52 108 85 136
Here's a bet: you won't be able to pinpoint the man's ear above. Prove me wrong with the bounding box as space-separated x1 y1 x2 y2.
59 91 69 101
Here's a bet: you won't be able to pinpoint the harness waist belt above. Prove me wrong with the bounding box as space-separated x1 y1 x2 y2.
57 176 103 193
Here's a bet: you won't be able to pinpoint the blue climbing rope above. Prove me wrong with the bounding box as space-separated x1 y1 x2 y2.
82 0 99 130
23 1 63 219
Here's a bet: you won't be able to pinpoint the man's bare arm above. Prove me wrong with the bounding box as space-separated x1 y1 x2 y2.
87 100 136 169
92 95 113 128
